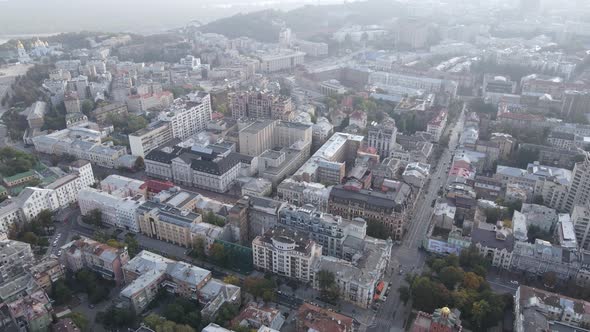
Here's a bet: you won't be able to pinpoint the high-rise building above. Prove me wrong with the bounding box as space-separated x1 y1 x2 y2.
572 203 590 250
230 90 294 121
562 90 590 120
158 92 212 140
368 118 398 158
565 152 590 212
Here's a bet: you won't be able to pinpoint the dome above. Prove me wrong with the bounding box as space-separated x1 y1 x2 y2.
441 307 451 316
16 40 24 49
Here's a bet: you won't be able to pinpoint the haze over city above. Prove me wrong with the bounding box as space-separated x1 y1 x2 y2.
2 0 590 332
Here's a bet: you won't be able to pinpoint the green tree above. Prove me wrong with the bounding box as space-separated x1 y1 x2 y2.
66 312 89 331
81 100 95 116
134 156 145 170
190 237 206 260
398 285 410 304
462 272 484 290
124 234 140 258
52 280 73 305
163 303 185 323
82 209 102 227
543 271 557 288
144 314 166 329
0 147 38 176
223 275 240 286
21 232 39 245
471 300 492 330
209 242 228 266
438 266 465 289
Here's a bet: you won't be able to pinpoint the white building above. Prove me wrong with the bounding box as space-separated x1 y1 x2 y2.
129 121 173 158
572 203 590 250
17 187 60 222
100 175 145 198
402 162 430 188
45 160 95 207
158 92 212 140
252 226 322 283
256 50 305 73
78 188 145 232
426 110 448 142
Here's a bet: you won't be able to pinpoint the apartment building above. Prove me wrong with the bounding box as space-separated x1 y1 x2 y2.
60 237 130 285
426 109 448 142
136 200 202 247
278 204 366 258
572 203 590 250
252 226 322 282
510 239 580 281
230 90 295 121
0 239 34 283
44 160 94 207
277 179 331 211
129 121 173 158
328 184 411 240
100 174 146 198
256 50 305 73
91 103 128 124
565 152 590 212
29 258 65 291
312 237 392 308
78 188 145 232
367 118 398 158
158 92 212 140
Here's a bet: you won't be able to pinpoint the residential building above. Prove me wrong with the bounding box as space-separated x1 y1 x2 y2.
32 125 127 168
520 203 558 233
60 237 130 285
6 290 53 332
294 133 364 183
16 187 59 222
129 121 173 158
426 109 448 142
483 74 517 95
0 200 22 235
230 90 294 121
29 258 65 291
100 174 146 198
256 50 305 73
312 236 392 308
561 90 590 119
490 133 516 160
278 204 366 258
158 92 212 140
312 117 334 150
78 188 145 232
514 286 590 332
565 152 590 212
0 239 34 283
547 131 576 150
46 161 95 207
403 162 430 188
367 118 398 158
411 307 462 332
136 200 202 247
510 239 580 281
295 40 328 57
328 184 411 240
572 203 590 250
252 226 322 282
52 318 81 332
127 91 174 113
276 179 331 211
91 103 128 124
23 101 48 130
238 120 312 158
296 303 355 332
241 178 272 198
231 304 285 331
120 251 240 316
495 162 571 198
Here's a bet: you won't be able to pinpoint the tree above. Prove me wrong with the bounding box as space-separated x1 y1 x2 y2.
163 303 185 323
35 209 53 226
106 239 124 248
398 285 410 304
223 275 240 286
190 237 206 260
81 100 95 116
543 271 557 288
22 232 39 245
438 266 465 289
124 234 140 258
66 312 89 331
82 209 102 227
0 147 38 176
144 314 166 329
471 300 492 330
463 272 484 290
209 242 228 266
52 280 73 305
134 156 145 170
317 270 336 289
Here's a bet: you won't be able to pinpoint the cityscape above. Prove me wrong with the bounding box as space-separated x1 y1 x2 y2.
1 0 590 331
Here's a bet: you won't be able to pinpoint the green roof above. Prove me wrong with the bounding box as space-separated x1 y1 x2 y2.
2 170 37 183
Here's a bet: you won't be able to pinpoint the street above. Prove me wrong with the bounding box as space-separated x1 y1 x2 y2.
367 108 465 332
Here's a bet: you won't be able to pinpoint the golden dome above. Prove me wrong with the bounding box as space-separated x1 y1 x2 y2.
441 307 451 316
16 40 24 49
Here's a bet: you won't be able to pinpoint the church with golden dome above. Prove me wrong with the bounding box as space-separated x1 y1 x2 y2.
14 37 55 63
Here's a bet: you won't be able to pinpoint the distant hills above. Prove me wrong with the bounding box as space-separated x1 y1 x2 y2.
198 0 402 42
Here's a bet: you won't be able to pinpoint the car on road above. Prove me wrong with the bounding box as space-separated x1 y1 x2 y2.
399 269 403 275
510 280 519 285
57 250 62 256
431 199 436 207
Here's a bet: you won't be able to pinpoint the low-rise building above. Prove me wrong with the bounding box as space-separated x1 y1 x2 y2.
91 103 128 124
29 257 65 291
60 237 130 285
411 307 463 332
0 239 34 283
6 290 53 332
276 179 331 211
510 239 580 281
426 109 447 142
231 303 285 331
472 223 514 269
514 286 590 332
296 303 355 332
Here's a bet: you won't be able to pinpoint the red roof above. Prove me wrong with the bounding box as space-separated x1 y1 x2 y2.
140 180 174 193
